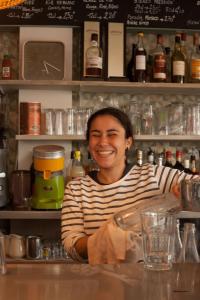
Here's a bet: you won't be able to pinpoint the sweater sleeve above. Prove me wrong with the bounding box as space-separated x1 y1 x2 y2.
154 165 196 193
61 181 87 261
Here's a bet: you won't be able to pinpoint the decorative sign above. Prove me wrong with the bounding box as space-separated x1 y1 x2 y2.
0 0 200 29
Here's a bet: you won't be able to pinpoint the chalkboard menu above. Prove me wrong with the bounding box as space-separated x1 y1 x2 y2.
1 0 200 29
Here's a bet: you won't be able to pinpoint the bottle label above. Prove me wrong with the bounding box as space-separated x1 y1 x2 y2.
86 56 102 70
173 61 185 76
2 66 11 78
191 59 200 79
136 55 146 70
153 55 166 79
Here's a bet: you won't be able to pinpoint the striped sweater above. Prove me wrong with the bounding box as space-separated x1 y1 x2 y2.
61 163 193 260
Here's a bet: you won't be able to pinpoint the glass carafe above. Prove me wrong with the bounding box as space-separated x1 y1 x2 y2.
178 223 199 263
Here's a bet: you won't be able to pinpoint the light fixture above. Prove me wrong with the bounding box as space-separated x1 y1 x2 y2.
0 0 25 10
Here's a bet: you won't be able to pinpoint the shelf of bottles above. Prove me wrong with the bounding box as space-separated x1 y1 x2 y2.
2 80 200 95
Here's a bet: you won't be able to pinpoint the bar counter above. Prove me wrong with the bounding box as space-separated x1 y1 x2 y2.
0 263 200 300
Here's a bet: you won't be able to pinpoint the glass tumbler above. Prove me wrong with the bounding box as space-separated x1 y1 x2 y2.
42 108 55 135
54 109 64 135
65 108 75 135
168 103 184 135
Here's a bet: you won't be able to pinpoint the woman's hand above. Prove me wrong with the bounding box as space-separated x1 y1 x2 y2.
172 184 180 198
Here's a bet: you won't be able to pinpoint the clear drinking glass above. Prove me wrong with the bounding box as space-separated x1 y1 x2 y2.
65 108 75 135
140 211 175 271
168 102 184 135
127 101 141 135
42 108 55 135
54 109 64 135
141 103 155 135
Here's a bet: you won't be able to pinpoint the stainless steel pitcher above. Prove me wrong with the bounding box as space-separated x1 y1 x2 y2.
26 236 41 259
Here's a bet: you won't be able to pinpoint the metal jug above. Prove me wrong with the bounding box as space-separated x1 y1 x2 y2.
26 236 41 259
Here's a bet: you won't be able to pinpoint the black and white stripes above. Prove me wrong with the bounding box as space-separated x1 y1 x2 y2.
61 163 193 260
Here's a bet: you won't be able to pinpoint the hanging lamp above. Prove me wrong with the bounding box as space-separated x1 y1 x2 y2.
0 0 25 10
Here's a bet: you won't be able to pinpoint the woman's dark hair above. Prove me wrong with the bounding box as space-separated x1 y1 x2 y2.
86 107 133 141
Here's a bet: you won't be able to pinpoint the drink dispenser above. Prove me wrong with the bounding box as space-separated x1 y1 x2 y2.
31 145 65 210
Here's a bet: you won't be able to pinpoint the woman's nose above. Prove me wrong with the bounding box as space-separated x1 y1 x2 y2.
98 134 109 145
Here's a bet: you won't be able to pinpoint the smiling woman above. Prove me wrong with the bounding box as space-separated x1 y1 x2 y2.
61 107 196 264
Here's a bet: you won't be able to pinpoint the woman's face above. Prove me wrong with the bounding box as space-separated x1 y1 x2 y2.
88 114 132 171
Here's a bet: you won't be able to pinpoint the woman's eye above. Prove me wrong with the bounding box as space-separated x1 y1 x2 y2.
108 132 117 136
91 133 100 137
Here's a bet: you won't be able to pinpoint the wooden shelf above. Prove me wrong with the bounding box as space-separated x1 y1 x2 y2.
0 209 200 220
16 134 86 141
1 80 200 95
0 210 61 220
16 134 200 142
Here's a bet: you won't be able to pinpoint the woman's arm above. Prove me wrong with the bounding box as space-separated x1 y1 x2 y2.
74 236 89 259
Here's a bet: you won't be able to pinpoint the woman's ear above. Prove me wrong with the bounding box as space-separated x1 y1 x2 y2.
126 137 133 150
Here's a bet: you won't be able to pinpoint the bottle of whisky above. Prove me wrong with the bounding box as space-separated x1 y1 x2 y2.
85 33 103 78
171 35 186 83
134 32 146 82
150 34 166 82
190 33 200 83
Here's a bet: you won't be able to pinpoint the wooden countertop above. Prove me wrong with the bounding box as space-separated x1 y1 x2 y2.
0 263 200 300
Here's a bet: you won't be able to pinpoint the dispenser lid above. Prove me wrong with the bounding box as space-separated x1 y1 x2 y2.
33 145 65 159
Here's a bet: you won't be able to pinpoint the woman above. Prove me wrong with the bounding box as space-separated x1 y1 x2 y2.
61 107 193 263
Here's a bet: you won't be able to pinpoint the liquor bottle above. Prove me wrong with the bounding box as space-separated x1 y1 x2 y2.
126 43 136 82
65 150 74 183
134 32 146 82
136 149 143 166
85 33 103 78
147 148 156 165
2 54 12 80
164 150 173 168
70 150 85 179
183 158 193 174
84 152 99 174
165 47 171 82
157 152 164 166
173 150 184 171
150 34 166 82
171 35 186 83
178 223 199 263
190 33 200 83
190 155 199 175
180 32 189 82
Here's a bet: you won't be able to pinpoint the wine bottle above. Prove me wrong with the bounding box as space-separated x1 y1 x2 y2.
183 158 193 174
134 32 146 82
180 32 189 82
126 43 136 82
164 150 173 168
173 150 184 171
165 47 171 82
171 35 186 83
85 33 103 78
